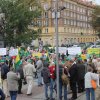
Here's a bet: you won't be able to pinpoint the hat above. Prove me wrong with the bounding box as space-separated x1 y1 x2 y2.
0 60 5 63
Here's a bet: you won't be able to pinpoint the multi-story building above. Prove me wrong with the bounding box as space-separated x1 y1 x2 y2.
29 0 98 46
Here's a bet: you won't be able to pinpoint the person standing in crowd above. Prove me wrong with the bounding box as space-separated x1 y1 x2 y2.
69 60 78 100
58 61 68 100
1 60 9 98
7 67 20 100
84 59 88 73
85 65 99 100
16 64 24 94
92 56 97 69
77 59 85 93
49 62 56 99
41 61 52 100
36 58 43 86
23 60 36 95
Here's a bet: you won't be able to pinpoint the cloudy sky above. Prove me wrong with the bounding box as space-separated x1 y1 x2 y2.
95 0 100 4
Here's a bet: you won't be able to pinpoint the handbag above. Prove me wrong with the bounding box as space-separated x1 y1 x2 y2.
91 74 97 89
61 68 69 85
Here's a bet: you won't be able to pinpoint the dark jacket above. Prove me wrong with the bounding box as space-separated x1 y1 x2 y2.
41 67 50 84
16 65 24 79
1 63 9 80
77 63 85 80
69 64 78 82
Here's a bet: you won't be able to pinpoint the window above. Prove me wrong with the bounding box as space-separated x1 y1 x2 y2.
64 19 67 25
64 28 66 32
44 12 48 18
45 28 48 33
66 11 70 16
64 12 66 16
67 2 70 8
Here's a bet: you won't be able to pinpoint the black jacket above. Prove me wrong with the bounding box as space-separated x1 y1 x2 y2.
1 63 9 80
77 63 85 80
69 64 78 82
41 67 50 84
16 65 24 79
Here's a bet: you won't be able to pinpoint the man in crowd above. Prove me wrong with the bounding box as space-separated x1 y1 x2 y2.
69 59 78 100
77 59 85 93
1 60 9 98
23 60 36 95
36 58 43 86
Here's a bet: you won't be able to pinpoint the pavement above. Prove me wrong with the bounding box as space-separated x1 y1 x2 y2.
6 79 100 100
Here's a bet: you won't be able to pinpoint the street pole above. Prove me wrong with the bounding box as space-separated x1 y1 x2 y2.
55 0 59 100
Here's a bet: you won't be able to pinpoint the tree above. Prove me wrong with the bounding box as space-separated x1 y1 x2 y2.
91 6 100 38
0 0 42 46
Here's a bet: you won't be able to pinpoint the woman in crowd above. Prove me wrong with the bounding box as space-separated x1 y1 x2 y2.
85 64 99 100
7 67 20 100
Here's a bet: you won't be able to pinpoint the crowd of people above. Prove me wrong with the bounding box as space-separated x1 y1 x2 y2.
0 51 100 100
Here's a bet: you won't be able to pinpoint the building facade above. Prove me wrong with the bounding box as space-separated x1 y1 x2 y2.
29 0 98 46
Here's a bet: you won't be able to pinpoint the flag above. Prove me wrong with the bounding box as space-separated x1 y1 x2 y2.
15 54 22 70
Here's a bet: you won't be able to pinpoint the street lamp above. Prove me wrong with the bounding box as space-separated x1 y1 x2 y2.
44 1 66 100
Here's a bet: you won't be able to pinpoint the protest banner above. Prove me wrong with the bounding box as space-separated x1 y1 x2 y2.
55 47 67 55
87 48 100 55
68 47 82 55
9 49 18 57
0 48 6 56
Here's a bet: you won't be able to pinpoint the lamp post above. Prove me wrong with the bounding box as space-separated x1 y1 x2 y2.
44 1 66 100
55 0 59 100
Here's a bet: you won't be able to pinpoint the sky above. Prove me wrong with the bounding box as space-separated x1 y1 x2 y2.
95 0 100 5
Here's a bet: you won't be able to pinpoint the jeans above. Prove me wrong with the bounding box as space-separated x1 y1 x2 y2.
59 80 67 100
37 72 42 85
9 91 17 100
50 78 55 99
44 83 50 99
86 88 95 100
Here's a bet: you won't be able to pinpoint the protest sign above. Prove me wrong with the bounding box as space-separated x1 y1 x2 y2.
68 47 81 55
87 48 100 55
9 49 18 56
0 48 6 56
55 47 67 55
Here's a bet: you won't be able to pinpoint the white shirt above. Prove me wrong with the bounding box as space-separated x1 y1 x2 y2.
85 72 99 88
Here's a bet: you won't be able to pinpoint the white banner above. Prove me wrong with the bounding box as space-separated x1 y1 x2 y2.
9 49 18 56
55 47 67 55
68 47 81 55
0 48 6 56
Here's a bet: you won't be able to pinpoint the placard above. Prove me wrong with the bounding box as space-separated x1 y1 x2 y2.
68 47 81 55
55 47 67 55
9 49 18 56
0 48 6 56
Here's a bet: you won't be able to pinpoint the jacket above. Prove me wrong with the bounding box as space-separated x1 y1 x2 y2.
77 63 85 80
69 64 78 82
7 71 19 91
85 72 99 88
49 65 56 79
36 60 43 72
23 63 36 77
16 65 24 79
41 67 50 84
1 63 9 80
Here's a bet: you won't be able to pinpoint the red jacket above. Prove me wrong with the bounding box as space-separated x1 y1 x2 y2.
49 65 56 79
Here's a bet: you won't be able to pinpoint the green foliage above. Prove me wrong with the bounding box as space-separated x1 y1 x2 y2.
0 0 42 46
92 6 100 38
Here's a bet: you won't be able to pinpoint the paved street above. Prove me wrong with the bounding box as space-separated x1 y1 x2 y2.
6 79 100 100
